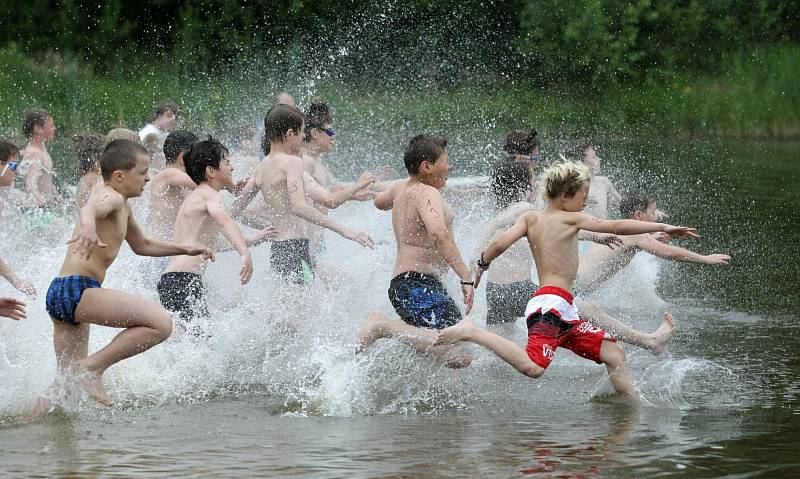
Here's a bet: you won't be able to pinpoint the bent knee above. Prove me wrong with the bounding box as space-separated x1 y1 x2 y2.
602 341 627 365
521 363 546 379
153 312 173 340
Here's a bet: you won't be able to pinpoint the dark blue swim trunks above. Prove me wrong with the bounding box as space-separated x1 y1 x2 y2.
388 271 462 330
45 275 102 325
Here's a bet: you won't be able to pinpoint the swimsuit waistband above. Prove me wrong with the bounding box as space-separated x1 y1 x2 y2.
390 271 442 284
532 285 574 304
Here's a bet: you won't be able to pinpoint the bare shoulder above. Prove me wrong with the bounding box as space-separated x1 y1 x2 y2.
94 185 125 206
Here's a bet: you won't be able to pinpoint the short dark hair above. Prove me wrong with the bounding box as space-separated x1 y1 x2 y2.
564 138 593 162
184 137 229 185
304 98 332 142
152 101 179 121
503 129 539 156
491 159 532 209
404 134 447 175
264 103 304 145
101 139 149 181
619 191 654 219
22 109 51 138
73 133 106 175
0 140 19 162
163 130 198 164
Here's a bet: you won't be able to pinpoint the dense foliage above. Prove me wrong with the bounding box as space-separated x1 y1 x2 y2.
1 0 797 87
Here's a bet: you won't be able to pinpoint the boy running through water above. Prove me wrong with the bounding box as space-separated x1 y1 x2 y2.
356 135 474 366
252 103 374 284
576 191 730 293
436 160 698 400
157 138 277 327
40 140 213 408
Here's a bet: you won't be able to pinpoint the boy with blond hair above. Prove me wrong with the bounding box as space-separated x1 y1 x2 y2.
40 139 213 408
436 160 697 401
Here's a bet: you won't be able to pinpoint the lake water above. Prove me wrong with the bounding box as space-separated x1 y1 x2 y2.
0 137 798 478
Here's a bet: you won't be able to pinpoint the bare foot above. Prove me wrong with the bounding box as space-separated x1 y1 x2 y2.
434 319 477 346
355 312 386 354
78 370 113 407
646 312 676 355
27 395 54 420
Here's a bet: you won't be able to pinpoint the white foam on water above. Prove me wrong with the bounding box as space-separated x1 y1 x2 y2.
0 180 745 419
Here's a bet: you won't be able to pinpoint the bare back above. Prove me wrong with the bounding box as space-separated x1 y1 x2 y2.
391 180 455 277
258 152 308 240
60 186 129 283
523 208 584 291
148 168 194 241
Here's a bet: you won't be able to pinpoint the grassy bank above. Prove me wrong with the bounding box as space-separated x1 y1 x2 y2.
1 44 798 148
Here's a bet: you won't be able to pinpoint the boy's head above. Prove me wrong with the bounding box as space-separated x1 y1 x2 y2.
503 129 540 161
151 101 179 131
273 90 296 107
0 140 20 187
619 191 657 221
22 109 55 140
184 137 231 185
264 103 304 151
163 130 198 165
73 133 106 175
565 138 600 174
404 134 448 174
304 98 334 149
106 128 142 144
491 159 533 209
541 160 591 207
101 139 150 196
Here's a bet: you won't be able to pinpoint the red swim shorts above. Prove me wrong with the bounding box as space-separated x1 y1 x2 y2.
523 286 615 369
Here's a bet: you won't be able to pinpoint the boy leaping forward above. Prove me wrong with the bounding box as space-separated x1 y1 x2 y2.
436 160 698 401
42 139 213 407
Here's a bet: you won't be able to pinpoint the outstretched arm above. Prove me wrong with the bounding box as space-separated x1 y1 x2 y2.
207 197 254 284
473 212 532 290
284 160 374 247
0 257 36 296
230 175 260 219
125 214 215 260
470 203 534 269
636 235 730 265
574 212 698 239
303 171 373 209
373 180 403 210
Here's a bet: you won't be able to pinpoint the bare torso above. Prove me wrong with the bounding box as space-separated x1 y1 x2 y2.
523 208 584 292
391 180 455 277
165 185 221 274
21 144 59 204
148 168 193 241
60 186 129 283
258 152 308 241
486 203 535 285
576 236 639 292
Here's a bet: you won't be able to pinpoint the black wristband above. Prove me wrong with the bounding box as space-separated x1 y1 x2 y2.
460 280 474 286
477 252 491 270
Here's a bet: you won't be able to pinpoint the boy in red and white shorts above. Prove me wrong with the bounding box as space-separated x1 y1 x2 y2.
436 160 698 401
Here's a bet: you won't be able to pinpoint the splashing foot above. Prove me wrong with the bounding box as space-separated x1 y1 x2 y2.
77 369 113 407
647 312 676 355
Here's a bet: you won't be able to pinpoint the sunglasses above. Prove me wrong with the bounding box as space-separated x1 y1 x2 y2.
0 161 18 176
320 128 335 137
